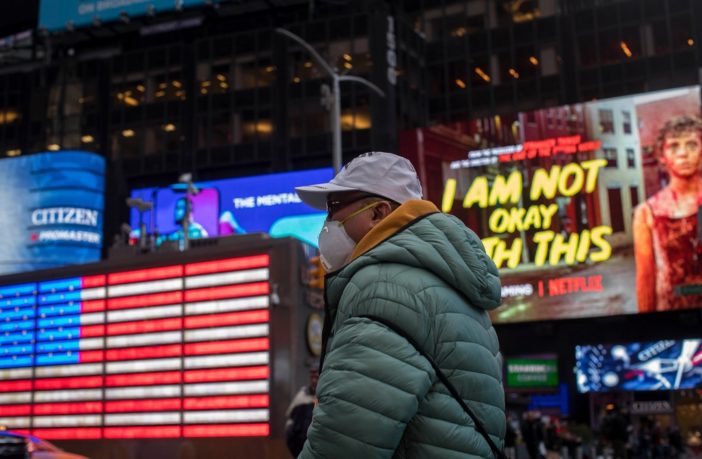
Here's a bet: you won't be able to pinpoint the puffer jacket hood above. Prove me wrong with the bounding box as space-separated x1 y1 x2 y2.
326 199 502 312
301 199 505 459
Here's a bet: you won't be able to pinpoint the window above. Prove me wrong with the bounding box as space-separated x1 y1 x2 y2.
599 109 614 134
152 72 186 102
626 148 636 168
629 186 640 210
622 111 632 134
578 33 598 67
603 147 618 167
607 188 625 233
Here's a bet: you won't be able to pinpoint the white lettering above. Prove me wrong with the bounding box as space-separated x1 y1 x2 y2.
386 16 396 86
234 197 256 209
31 208 99 227
637 340 676 361
255 193 302 207
501 283 534 298
35 230 101 244
78 3 95 15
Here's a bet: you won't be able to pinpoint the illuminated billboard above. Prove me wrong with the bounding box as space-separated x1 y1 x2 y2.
505 357 558 389
0 151 105 277
401 85 702 323
0 255 271 439
39 0 221 31
129 168 333 249
575 339 702 393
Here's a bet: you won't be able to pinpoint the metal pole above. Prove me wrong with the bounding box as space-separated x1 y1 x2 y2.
331 76 342 173
274 28 386 174
182 196 190 251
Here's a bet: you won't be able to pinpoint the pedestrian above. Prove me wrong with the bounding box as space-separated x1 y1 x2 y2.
284 369 319 457
505 414 519 459
294 152 505 458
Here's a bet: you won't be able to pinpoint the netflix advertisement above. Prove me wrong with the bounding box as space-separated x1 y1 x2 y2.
400 85 702 323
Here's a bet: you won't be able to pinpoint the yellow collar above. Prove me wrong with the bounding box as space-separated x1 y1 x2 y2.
349 200 439 262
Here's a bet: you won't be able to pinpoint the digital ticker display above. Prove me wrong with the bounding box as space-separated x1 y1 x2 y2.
39 0 222 31
0 255 271 439
0 151 105 277
575 339 702 393
402 85 702 323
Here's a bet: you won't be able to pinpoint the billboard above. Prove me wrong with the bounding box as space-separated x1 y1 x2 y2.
505 357 558 389
0 255 271 439
39 0 220 31
575 339 702 392
129 168 333 248
0 151 105 277
401 85 702 323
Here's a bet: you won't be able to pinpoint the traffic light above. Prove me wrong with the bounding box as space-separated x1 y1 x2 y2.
308 255 325 290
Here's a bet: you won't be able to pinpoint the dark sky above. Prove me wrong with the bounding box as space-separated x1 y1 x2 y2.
0 0 38 37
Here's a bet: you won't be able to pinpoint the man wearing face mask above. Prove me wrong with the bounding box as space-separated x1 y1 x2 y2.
295 152 505 458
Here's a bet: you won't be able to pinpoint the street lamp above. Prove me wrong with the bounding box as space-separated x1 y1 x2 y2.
275 28 386 173
125 197 153 250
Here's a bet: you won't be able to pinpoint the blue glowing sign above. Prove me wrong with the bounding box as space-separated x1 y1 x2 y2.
39 0 220 31
129 168 333 248
0 151 105 277
576 339 702 393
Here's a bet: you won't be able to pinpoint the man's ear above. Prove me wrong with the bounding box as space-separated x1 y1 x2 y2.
371 201 393 222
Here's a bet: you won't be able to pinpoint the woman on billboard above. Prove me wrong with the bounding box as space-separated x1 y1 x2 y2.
633 115 702 312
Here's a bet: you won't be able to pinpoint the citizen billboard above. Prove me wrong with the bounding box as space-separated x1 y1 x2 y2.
0 151 105 276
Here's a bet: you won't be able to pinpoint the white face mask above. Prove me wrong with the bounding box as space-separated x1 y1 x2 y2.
318 201 380 272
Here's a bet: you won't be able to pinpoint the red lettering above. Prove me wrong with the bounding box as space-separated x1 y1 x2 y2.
578 140 602 152
545 275 604 297
557 135 581 145
498 154 513 162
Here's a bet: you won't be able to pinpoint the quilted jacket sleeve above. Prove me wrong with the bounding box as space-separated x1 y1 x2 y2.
298 316 435 459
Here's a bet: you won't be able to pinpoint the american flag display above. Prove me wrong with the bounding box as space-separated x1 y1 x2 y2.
0 254 271 439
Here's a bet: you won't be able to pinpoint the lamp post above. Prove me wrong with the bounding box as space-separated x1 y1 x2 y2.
275 28 386 173
125 197 153 250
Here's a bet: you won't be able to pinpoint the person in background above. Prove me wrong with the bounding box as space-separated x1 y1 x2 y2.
505 413 518 459
285 369 319 458
521 411 545 459
156 197 208 245
294 152 505 458
634 114 702 312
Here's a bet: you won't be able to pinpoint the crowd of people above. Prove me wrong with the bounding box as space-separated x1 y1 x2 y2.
502 408 702 459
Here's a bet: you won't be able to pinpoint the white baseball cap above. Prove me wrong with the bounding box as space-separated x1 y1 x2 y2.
296 152 423 210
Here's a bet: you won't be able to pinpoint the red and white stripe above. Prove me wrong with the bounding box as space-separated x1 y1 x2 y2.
0 254 272 439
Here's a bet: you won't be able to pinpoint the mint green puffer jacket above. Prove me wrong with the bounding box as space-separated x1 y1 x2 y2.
299 200 505 459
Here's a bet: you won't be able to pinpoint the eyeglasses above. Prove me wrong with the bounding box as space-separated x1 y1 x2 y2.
326 194 380 217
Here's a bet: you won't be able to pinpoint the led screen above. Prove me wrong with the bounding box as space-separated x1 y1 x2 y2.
0 151 105 276
0 255 271 439
129 168 333 248
39 0 221 31
575 339 702 393
402 85 702 323
505 357 558 389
